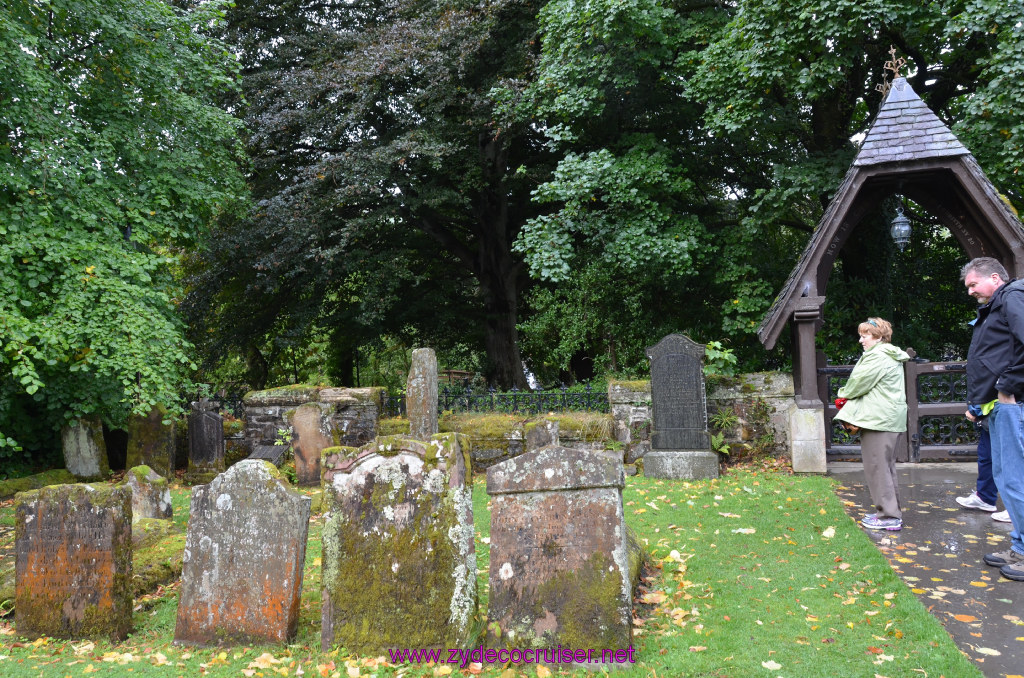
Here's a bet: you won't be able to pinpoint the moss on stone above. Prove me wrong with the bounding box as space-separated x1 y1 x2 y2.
244 384 321 405
0 469 77 500
378 417 410 436
609 379 651 393
131 524 185 599
321 473 476 653
531 551 629 650
542 413 614 442
440 413 522 440
223 419 244 436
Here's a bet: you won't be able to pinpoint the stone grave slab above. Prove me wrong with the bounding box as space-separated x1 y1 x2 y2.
15 484 133 640
250 443 289 467
321 433 475 653
187 400 225 483
125 405 175 479
61 417 109 481
486 446 632 653
406 348 439 440
119 465 173 521
644 334 718 479
173 460 310 645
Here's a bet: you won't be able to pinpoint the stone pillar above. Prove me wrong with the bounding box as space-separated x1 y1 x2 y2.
486 446 632 655
320 433 476 653
61 417 109 481
643 334 718 479
406 348 438 440
790 404 827 473
15 484 133 640
174 460 310 645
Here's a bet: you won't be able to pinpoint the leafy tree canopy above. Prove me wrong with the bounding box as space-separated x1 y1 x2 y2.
0 0 246 463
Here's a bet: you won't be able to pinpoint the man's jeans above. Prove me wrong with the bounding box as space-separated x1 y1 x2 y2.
988 402 1024 555
976 428 998 505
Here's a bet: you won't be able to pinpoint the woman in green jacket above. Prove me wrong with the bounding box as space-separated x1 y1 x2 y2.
834 317 911 531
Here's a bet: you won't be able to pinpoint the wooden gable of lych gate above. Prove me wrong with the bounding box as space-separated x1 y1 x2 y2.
757 77 1024 406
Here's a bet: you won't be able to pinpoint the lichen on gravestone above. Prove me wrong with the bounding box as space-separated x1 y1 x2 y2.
320 432 475 654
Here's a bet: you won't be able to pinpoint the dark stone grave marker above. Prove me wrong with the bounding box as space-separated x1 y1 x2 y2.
187 399 224 483
644 334 718 479
125 405 175 479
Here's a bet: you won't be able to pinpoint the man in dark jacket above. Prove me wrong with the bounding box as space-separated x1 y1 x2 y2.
962 257 1024 581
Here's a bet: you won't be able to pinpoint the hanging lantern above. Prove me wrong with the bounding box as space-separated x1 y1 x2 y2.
890 206 911 252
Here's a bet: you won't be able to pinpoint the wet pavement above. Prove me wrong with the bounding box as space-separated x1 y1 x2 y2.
830 462 1024 678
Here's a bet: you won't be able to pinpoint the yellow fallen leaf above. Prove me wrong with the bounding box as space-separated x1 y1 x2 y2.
822 526 835 539
762 660 782 670
83 665 98 674
970 581 989 587
434 666 452 676
976 647 1001 656
251 652 282 669
536 666 552 678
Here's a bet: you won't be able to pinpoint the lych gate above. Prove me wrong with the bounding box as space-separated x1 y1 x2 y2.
758 76 1024 471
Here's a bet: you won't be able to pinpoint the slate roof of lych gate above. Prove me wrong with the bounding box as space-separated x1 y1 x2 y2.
854 78 968 166
757 77 1024 351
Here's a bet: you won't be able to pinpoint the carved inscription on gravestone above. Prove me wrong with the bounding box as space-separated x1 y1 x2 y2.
15 484 133 640
174 460 310 645
646 334 709 450
486 446 632 651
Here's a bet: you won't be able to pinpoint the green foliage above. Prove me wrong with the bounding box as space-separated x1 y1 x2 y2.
704 341 738 378
0 0 246 454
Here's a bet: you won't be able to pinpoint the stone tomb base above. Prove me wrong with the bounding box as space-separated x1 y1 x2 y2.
643 449 719 480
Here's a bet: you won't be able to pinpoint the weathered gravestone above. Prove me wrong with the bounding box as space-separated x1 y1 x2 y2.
61 417 109 481
250 443 289 467
174 460 310 646
407 348 439 440
187 399 225 483
125 405 176 479
643 334 718 479
525 419 559 451
486 446 633 654
288 403 332 486
320 433 476 653
118 465 173 521
15 484 133 640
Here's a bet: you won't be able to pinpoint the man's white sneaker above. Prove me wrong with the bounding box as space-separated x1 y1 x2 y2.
956 492 998 512
993 510 1012 523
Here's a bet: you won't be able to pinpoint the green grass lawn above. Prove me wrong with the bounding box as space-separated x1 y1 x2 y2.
0 463 980 677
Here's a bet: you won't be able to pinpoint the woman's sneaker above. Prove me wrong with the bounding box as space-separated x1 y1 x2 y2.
993 510 1012 523
862 515 902 531
956 492 998 512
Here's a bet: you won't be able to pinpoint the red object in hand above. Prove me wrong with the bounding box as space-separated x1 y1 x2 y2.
835 398 847 410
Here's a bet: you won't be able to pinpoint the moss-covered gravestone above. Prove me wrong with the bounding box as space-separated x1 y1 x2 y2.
320 433 476 653
15 484 133 640
486 446 632 653
125 405 176 479
174 460 310 646
118 465 173 521
61 417 109 481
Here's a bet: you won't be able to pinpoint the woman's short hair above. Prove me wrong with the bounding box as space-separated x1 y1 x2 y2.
858 317 892 342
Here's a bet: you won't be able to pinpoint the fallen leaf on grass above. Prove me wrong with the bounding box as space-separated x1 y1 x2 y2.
251 652 282 669
761 660 782 670
688 646 706 652
535 666 551 678
732 528 756 534
822 526 835 539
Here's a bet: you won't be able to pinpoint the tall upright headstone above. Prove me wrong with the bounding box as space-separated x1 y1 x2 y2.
320 433 476 654
187 399 225 483
125 405 176 479
486 446 633 654
61 417 109 481
15 484 133 640
643 334 718 479
288 403 332 486
406 348 438 440
174 460 310 645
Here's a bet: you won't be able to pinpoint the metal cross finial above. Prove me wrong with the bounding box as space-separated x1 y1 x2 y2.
875 46 908 99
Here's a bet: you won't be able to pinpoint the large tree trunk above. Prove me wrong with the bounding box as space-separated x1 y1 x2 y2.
479 267 528 389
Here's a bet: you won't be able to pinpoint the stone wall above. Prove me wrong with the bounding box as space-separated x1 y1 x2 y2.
242 386 385 455
608 372 795 461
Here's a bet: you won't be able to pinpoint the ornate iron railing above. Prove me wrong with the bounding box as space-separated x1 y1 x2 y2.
382 384 610 417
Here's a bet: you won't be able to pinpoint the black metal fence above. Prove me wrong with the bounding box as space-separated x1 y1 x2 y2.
382 384 610 417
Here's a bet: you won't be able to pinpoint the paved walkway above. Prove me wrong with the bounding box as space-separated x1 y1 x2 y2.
829 462 1023 678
